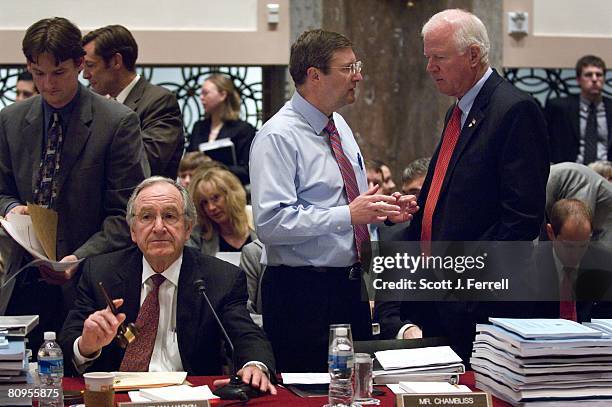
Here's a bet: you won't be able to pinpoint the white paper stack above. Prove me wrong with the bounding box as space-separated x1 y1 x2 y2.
373 346 465 384
472 318 612 406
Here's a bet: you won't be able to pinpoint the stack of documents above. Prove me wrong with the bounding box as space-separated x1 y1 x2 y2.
0 331 31 406
472 318 612 406
373 346 465 384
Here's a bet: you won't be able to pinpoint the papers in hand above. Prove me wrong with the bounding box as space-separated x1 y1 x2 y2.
0 213 82 272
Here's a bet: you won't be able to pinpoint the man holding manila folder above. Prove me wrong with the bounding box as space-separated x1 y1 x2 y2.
59 177 276 396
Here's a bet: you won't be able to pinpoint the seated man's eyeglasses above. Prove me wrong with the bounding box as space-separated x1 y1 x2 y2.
134 210 183 226
326 60 362 75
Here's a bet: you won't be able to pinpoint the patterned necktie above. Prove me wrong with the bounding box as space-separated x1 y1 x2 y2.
120 274 166 372
584 102 598 165
421 105 462 255
324 119 370 261
559 266 578 322
34 112 64 208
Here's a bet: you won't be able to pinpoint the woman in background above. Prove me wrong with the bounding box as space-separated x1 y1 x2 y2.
187 74 255 185
188 166 256 256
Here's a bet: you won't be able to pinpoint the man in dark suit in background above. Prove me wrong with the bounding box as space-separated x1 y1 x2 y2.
376 9 549 362
545 55 611 164
539 198 612 321
0 17 147 352
82 25 184 179
59 177 276 395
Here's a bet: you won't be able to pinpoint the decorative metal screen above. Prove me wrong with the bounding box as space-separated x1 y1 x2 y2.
0 66 263 136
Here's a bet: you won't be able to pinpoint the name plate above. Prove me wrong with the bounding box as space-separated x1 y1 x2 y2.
118 400 210 407
397 392 491 407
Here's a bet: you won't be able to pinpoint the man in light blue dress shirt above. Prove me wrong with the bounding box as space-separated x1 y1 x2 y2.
249 29 417 372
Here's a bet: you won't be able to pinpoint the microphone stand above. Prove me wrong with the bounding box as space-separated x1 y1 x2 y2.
194 279 261 401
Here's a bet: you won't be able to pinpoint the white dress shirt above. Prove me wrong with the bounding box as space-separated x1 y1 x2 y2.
115 74 141 104
73 255 183 371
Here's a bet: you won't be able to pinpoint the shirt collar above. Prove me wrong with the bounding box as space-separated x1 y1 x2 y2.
457 67 493 116
291 90 331 136
116 74 141 104
141 252 182 288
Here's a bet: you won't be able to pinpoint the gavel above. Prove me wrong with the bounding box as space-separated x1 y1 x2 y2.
97 282 139 348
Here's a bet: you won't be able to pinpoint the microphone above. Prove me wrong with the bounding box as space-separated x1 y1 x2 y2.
193 279 262 401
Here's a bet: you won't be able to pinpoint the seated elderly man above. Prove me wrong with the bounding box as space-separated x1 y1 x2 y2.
59 177 276 394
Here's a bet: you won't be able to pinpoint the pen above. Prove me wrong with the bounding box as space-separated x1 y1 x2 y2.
98 282 119 314
98 281 139 348
357 153 364 170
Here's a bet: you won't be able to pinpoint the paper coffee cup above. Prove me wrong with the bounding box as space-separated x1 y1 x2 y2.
83 372 114 392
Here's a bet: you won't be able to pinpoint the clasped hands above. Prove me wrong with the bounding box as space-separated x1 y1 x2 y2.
8 205 79 284
78 299 276 395
349 185 419 225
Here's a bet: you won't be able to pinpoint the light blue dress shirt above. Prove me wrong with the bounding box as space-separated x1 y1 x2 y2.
457 67 493 128
249 91 368 267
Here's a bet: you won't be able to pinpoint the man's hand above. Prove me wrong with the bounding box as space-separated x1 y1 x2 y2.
403 325 423 340
79 299 126 358
213 365 277 395
387 192 419 224
39 254 79 285
8 205 28 215
349 185 401 225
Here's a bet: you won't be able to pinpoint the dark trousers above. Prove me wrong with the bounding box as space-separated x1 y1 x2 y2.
261 264 372 373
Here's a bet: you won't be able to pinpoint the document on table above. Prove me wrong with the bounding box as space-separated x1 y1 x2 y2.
375 346 462 371
281 372 330 384
489 318 603 339
112 371 187 391
137 384 219 401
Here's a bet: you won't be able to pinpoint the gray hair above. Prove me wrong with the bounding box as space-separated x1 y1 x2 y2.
126 176 196 227
402 157 431 184
421 9 490 66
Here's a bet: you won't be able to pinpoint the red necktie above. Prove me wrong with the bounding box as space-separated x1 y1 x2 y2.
559 267 578 322
325 119 370 260
120 274 166 371
421 105 462 255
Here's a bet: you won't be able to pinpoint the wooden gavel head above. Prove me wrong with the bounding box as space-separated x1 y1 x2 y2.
115 322 140 348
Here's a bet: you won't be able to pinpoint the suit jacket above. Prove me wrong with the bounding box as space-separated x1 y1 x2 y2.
544 95 612 163
124 77 184 179
405 69 549 242
534 242 612 321
546 162 612 241
59 245 275 377
379 70 549 363
187 118 256 184
0 85 147 314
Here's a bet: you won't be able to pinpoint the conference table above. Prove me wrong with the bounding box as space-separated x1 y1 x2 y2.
63 372 511 406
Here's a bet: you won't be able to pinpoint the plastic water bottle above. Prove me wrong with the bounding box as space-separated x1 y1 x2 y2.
328 326 354 406
37 331 64 407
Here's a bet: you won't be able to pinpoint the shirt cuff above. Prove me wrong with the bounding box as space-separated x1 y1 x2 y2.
328 205 352 234
243 361 269 377
73 337 101 371
4 203 20 216
396 324 418 339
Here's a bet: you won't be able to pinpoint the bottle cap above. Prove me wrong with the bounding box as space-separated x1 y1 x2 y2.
44 331 56 341
336 327 348 337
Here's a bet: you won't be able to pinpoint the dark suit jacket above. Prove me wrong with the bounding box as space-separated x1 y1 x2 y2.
534 243 612 321
406 69 549 242
124 77 184 179
187 118 256 184
376 70 549 363
0 85 146 263
544 95 612 163
59 246 275 377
